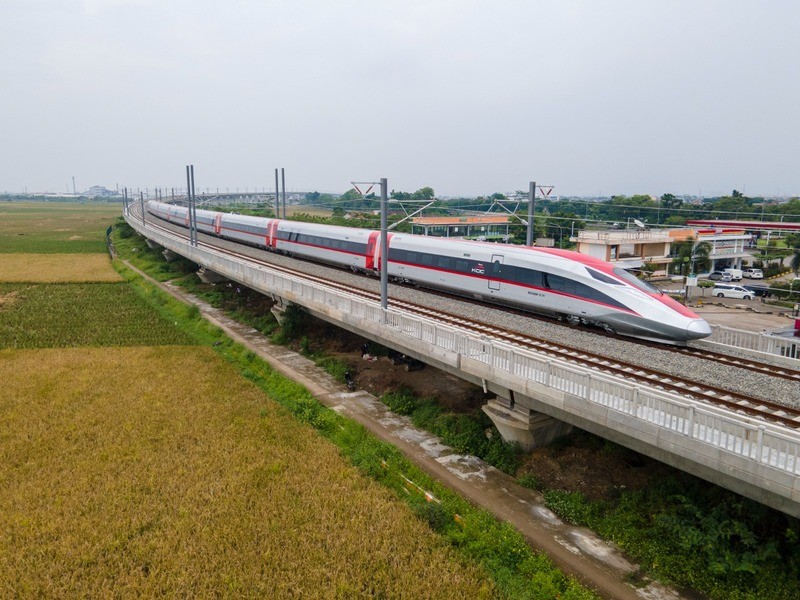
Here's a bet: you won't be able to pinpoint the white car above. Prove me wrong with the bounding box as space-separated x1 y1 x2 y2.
712 284 753 300
743 268 763 279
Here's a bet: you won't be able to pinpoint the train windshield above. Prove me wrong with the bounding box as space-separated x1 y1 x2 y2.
612 268 662 294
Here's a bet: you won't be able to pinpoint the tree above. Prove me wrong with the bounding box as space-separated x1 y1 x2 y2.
660 193 683 210
791 251 800 275
788 232 800 275
411 187 435 200
712 196 750 218
671 238 711 276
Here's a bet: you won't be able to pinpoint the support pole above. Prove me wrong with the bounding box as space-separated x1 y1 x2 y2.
190 164 197 247
281 167 287 219
274 168 280 218
185 166 192 245
526 181 536 246
380 178 388 311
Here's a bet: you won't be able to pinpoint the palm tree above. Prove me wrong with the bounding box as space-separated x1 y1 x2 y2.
671 237 711 276
791 251 800 276
691 240 712 274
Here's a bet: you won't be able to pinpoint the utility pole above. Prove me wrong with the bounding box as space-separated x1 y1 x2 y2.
185 165 198 247
380 178 388 311
526 181 536 246
274 168 280 218
281 168 287 219
352 178 389 311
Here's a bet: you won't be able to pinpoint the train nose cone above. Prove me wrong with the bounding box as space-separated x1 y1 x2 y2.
686 318 712 340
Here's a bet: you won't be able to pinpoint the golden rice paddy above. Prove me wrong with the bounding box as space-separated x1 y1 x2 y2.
0 253 122 283
0 345 494 598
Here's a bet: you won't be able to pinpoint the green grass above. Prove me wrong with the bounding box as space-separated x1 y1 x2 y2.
382 389 523 474
112 218 199 281
0 282 193 348
0 202 120 253
539 476 800 600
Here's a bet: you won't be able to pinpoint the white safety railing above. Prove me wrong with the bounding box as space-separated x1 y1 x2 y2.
707 324 800 361
126 214 800 498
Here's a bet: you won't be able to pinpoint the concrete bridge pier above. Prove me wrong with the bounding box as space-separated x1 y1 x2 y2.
482 393 573 451
145 239 162 250
162 249 179 262
197 267 228 284
270 300 290 325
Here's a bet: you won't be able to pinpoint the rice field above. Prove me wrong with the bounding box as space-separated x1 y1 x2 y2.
0 203 590 597
0 346 494 598
0 253 122 283
0 282 193 348
0 201 121 253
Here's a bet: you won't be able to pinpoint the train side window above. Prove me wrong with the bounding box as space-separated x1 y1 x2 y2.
518 268 543 287
578 283 628 309
420 254 434 266
438 257 450 269
407 252 418 264
547 274 576 294
588 268 623 285
455 260 469 272
492 261 502 275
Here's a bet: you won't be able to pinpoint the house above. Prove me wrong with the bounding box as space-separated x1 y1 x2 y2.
411 216 511 241
570 227 752 276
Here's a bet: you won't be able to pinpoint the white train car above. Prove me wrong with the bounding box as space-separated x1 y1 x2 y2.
145 200 710 342
386 234 709 341
218 212 272 247
273 220 380 271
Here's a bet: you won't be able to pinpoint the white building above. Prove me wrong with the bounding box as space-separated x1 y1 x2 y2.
570 227 752 277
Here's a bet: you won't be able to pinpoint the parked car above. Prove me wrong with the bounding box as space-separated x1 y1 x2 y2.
711 284 754 299
742 284 770 297
708 271 730 281
722 268 743 281
743 268 764 279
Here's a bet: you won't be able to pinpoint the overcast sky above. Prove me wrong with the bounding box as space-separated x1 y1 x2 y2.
2 0 798 198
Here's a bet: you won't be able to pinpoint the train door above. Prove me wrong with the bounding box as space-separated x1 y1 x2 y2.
365 231 380 271
268 220 280 248
488 254 504 291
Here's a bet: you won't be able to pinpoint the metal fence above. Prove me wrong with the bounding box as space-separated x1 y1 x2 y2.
707 324 800 361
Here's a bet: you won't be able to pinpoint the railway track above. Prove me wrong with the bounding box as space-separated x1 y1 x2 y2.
138 213 800 429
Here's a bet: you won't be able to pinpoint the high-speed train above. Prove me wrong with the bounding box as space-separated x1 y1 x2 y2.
146 200 711 343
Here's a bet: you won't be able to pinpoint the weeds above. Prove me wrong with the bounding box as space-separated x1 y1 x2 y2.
382 389 523 474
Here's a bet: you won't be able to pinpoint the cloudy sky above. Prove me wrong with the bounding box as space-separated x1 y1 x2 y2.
2 0 798 198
